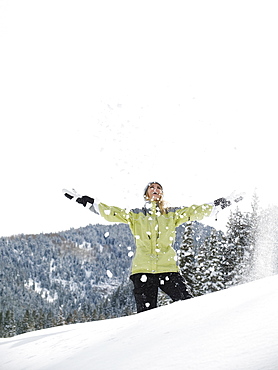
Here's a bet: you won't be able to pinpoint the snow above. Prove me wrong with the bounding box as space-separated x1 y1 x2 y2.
1 275 278 370
140 274 148 283
106 269 113 278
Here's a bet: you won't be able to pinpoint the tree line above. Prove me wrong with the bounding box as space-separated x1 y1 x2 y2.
179 194 278 296
0 282 135 338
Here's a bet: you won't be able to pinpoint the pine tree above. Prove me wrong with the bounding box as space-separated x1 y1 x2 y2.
200 230 225 294
0 312 3 337
179 222 196 292
57 307 65 326
79 302 92 322
45 311 56 328
65 312 74 325
20 309 35 334
224 208 254 287
91 308 98 321
37 309 46 330
243 192 260 282
71 309 80 324
193 241 207 296
3 310 16 338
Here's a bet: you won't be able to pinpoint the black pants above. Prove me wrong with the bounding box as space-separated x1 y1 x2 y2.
130 272 192 313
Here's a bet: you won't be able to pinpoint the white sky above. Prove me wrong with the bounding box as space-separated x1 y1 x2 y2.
1 0 278 237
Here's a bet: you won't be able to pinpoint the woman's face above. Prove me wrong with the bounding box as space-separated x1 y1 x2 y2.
146 183 163 201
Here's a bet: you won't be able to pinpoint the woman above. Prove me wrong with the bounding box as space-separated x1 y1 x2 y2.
63 183 241 313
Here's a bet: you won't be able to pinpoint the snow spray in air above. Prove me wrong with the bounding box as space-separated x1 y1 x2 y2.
251 206 278 280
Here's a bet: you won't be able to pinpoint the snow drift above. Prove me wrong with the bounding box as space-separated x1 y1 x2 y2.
1 275 278 370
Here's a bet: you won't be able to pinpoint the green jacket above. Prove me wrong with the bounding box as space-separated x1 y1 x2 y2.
97 201 213 275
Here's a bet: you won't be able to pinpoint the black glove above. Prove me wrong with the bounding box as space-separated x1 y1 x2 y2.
76 196 95 207
214 197 231 209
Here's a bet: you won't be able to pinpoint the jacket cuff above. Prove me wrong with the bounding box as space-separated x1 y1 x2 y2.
89 198 100 215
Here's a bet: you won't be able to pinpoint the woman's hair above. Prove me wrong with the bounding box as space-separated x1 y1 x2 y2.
145 196 168 215
157 199 168 215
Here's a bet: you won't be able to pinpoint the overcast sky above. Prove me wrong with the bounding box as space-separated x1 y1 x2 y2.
1 0 278 237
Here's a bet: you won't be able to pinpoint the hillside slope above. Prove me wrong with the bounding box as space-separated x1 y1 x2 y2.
1 275 278 370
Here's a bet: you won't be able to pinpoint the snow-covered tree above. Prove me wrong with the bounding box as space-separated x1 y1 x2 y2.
201 230 225 293
192 229 225 296
0 312 3 337
223 208 254 287
57 307 66 326
179 222 227 296
178 222 196 291
2 311 16 338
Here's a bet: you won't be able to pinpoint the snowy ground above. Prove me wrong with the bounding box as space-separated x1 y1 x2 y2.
1 275 278 370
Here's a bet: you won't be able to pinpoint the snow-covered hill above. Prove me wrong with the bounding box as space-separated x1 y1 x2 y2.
1 275 278 370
